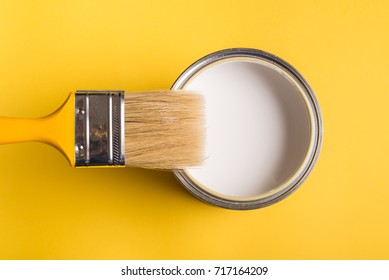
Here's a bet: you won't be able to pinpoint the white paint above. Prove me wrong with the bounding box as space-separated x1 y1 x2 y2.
184 59 312 198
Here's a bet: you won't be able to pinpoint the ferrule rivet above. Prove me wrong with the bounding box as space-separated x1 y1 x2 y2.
76 145 84 152
77 108 85 115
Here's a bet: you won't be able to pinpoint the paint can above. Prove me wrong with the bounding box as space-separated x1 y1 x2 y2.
172 48 323 210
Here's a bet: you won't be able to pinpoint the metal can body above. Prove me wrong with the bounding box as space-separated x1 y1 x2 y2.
172 48 323 210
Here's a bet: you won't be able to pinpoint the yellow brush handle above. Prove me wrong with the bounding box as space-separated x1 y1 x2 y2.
0 117 54 144
0 93 76 166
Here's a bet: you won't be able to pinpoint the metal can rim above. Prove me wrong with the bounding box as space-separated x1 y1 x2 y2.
171 48 323 210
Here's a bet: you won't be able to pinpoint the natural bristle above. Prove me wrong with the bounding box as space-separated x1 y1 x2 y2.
124 90 205 169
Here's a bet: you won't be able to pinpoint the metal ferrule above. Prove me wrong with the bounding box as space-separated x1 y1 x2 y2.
75 90 125 167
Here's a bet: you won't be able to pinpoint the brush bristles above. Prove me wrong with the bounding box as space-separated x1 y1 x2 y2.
124 90 205 169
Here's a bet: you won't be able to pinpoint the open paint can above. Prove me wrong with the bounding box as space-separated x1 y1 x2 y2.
172 48 323 210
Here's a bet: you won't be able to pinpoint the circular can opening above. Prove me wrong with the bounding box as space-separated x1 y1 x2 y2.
172 49 323 210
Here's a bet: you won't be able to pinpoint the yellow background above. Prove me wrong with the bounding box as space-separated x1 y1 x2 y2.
0 0 388 259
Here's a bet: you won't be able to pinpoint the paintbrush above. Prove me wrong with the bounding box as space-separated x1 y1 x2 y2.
0 90 204 169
